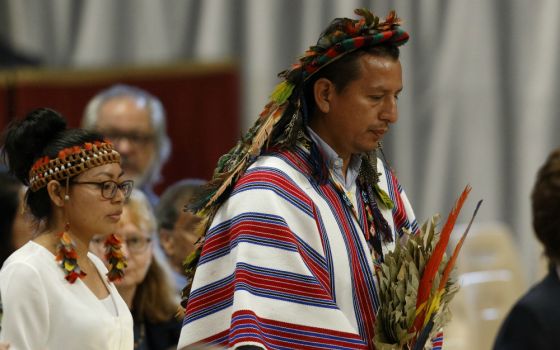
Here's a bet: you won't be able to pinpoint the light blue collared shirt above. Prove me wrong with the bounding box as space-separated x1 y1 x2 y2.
307 127 362 191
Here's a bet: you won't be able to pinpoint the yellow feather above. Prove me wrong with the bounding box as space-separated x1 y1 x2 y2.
64 261 75 271
423 290 444 328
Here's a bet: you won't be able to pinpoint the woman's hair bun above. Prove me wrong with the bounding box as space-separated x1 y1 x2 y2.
3 108 68 184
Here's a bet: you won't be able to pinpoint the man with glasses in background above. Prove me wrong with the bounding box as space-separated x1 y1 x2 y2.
82 84 171 206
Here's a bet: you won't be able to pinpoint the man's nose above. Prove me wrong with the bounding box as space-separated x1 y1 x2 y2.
380 97 398 124
113 137 134 155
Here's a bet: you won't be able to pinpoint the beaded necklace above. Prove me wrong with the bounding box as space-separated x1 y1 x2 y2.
327 171 391 270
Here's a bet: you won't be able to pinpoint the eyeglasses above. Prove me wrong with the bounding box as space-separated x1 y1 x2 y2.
71 180 134 200
91 235 152 254
103 131 155 147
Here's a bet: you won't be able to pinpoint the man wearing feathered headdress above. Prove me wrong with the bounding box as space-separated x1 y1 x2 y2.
179 9 423 350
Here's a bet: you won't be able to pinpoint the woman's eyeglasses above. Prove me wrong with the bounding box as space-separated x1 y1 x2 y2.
91 235 152 254
71 180 134 200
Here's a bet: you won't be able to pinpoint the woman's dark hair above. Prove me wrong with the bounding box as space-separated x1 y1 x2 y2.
0 171 21 264
1 108 105 221
532 148 560 265
303 44 400 119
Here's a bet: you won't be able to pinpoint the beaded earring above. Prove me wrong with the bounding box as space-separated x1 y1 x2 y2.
56 226 87 283
104 234 127 282
55 178 87 283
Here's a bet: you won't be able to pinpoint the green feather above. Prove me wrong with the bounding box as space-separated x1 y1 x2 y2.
183 246 202 274
374 183 395 209
270 81 295 105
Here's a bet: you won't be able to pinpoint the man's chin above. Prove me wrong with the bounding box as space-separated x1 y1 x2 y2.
357 143 380 154
122 158 156 189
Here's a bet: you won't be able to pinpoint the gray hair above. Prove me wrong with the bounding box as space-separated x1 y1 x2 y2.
82 84 171 187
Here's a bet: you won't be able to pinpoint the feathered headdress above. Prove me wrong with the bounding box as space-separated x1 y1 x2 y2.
180 8 410 306
193 8 408 216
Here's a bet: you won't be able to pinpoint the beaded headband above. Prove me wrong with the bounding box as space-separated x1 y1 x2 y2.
29 141 121 192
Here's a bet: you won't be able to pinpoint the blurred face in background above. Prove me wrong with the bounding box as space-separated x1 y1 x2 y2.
159 209 201 273
90 201 153 290
113 206 153 290
95 96 156 187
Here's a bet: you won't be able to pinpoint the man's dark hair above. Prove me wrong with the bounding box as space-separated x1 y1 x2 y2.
303 44 400 119
155 178 206 231
532 148 560 265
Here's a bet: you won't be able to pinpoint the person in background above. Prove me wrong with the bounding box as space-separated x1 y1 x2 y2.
0 172 35 266
90 189 181 350
494 148 560 350
82 84 171 206
155 179 206 294
0 108 133 349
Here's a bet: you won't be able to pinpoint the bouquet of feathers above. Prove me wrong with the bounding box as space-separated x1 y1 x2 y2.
373 185 482 350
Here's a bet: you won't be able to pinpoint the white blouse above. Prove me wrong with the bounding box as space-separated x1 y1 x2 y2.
0 241 133 350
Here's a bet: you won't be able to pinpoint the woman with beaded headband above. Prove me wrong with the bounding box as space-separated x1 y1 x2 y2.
0 108 134 349
177 9 440 350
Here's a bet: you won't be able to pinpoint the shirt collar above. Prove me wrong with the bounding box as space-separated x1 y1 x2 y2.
307 127 362 190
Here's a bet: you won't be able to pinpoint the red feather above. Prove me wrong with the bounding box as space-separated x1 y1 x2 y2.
412 185 471 332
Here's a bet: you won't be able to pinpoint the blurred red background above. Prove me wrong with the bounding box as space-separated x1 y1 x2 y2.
0 61 240 194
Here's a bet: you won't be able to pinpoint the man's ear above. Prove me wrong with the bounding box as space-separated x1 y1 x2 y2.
47 180 66 208
158 229 175 256
313 78 335 114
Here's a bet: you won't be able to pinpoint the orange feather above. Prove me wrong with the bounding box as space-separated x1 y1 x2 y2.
438 199 483 291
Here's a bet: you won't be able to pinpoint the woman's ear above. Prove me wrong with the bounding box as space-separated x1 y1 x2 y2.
313 78 334 114
47 180 66 208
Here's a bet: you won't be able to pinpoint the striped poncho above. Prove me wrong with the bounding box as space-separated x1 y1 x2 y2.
178 145 419 349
